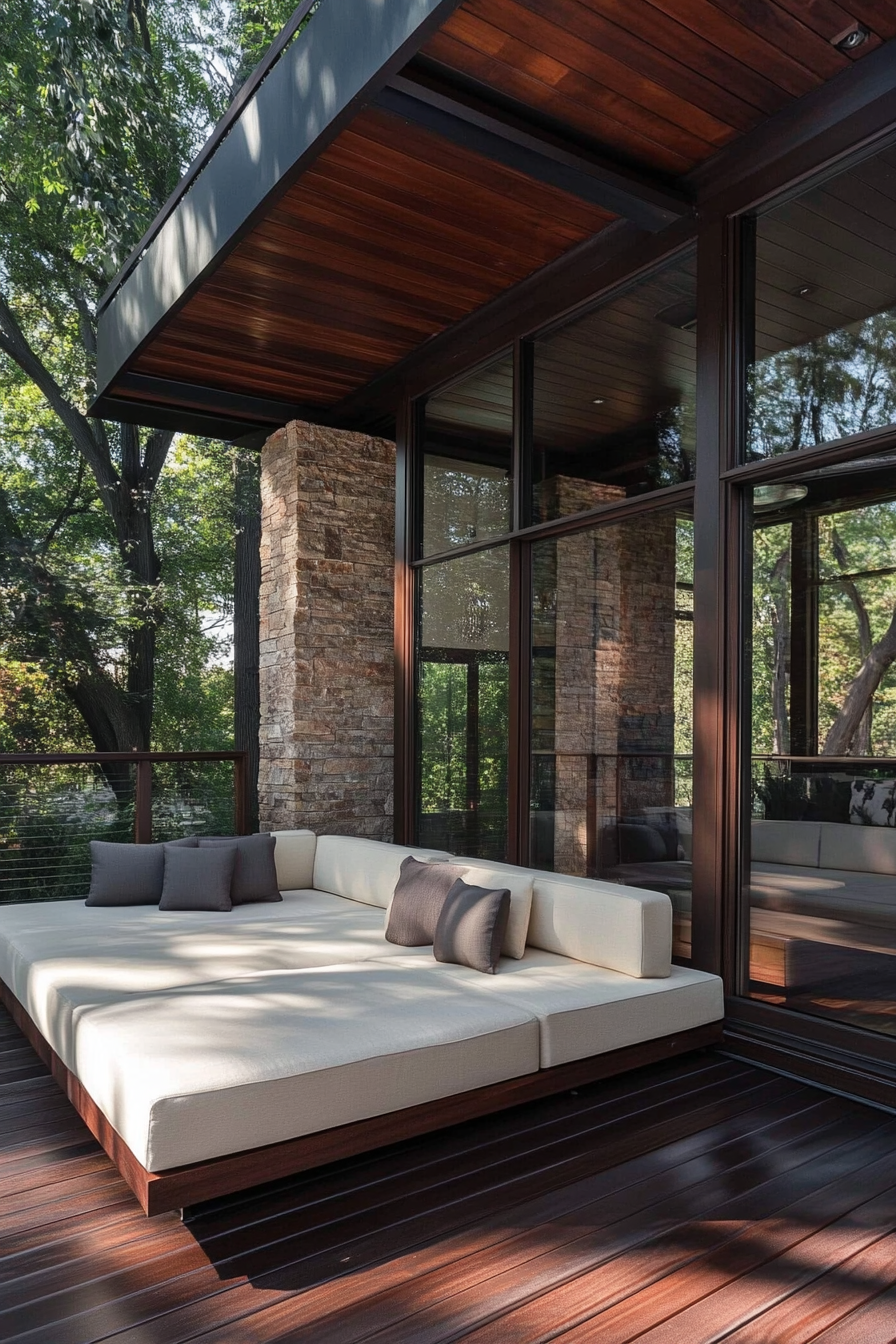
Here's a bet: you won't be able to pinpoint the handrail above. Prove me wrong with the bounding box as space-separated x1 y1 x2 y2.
97 0 319 315
0 752 245 764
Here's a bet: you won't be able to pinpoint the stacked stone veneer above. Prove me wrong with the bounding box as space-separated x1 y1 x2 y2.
534 476 678 877
258 420 396 839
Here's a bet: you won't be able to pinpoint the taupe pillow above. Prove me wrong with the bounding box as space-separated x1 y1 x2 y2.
198 834 281 904
85 837 197 907
385 856 466 945
434 879 511 975
159 843 236 911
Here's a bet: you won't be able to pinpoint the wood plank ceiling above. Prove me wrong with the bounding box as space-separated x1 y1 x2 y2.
115 0 896 423
126 108 615 408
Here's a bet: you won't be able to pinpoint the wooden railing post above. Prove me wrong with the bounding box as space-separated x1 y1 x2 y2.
234 753 249 835
134 759 153 843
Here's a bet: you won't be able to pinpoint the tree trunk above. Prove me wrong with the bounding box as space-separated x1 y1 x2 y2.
233 447 261 832
831 528 873 755
770 547 791 755
823 603 896 755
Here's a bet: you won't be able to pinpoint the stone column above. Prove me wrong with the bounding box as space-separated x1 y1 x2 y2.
258 420 396 839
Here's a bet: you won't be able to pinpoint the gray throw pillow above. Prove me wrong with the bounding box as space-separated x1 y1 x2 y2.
385 856 466 946
434 879 511 975
198 834 281 904
85 836 197 907
159 843 236 911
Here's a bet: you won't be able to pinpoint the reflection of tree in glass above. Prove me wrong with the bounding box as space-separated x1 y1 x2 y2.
752 503 896 759
652 403 696 487
423 461 511 552
749 314 896 458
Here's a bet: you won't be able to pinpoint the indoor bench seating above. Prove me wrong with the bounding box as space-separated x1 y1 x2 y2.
0 832 724 1214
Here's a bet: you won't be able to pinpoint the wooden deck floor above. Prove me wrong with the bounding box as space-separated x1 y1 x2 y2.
3 1006 896 1343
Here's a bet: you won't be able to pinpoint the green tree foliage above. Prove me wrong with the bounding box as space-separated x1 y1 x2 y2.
0 0 295 758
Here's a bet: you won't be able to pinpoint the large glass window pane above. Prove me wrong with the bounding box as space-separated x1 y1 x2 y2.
746 455 896 1034
748 142 896 459
417 547 509 860
531 252 696 525
422 355 513 557
530 507 694 959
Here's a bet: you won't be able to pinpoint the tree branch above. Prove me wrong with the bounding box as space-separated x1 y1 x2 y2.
38 458 88 555
141 427 175 492
0 287 118 501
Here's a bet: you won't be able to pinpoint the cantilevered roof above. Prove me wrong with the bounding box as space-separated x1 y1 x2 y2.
92 0 896 439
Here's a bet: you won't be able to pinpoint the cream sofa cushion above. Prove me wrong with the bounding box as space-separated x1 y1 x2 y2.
751 820 821 867
527 873 672 978
818 821 896 876
749 863 896 928
313 836 451 908
373 951 723 1068
0 892 414 1062
66 963 539 1170
270 829 317 890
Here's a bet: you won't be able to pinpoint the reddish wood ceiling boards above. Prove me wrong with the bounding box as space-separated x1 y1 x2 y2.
124 109 615 409
422 0 896 177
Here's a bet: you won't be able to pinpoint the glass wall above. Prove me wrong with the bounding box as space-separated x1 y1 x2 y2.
416 546 509 860
531 252 696 525
746 455 896 1034
421 355 513 556
530 507 694 959
747 141 896 459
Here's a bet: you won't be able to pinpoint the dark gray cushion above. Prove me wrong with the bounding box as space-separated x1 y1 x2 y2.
159 844 236 911
433 879 511 974
85 837 197 907
198 834 281 904
385 856 466 945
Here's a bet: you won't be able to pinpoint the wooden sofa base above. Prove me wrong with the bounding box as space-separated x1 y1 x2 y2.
0 978 722 1216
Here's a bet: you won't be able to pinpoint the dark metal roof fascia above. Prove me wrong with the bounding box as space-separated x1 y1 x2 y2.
93 0 462 404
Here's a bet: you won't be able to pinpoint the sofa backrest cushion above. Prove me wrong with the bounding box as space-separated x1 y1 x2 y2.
527 873 672 978
751 820 821 867
313 836 452 907
270 830 317 890
819 820 896 875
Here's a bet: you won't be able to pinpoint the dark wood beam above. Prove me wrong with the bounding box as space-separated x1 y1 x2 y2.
96 372 328 431
375 75 690 232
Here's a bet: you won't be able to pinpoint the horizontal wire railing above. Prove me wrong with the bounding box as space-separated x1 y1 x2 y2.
0 753 248 903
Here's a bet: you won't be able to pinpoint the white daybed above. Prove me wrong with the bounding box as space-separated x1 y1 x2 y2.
0 832 724 1214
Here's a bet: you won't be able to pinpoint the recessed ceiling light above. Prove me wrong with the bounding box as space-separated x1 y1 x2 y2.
793 284 813 298
832 22 870 52
591 397 605 405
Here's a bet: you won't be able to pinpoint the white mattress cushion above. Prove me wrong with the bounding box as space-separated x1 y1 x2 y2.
527 873 672 978
65 963 539 1170
312 836 452 907
751 820 821 867
0 892 408 1062
270 829 317 890
750 864 896 927
818 821 896 876
371 950 723 1068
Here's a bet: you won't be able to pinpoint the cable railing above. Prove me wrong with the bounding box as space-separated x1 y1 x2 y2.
0 753 248 904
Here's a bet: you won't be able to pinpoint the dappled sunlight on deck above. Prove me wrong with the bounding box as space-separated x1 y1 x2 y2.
3 1002 896 1341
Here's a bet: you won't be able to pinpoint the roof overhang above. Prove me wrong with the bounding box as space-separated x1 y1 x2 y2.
92 1 896 440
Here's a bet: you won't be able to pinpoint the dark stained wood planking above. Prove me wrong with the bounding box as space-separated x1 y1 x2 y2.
4 996 896 1343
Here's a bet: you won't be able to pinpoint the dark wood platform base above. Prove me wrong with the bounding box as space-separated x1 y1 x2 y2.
0 977 722 1216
